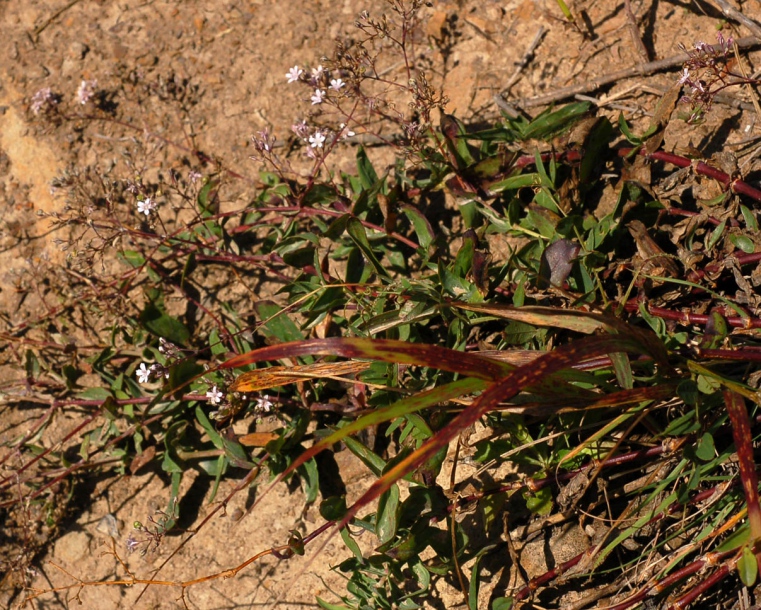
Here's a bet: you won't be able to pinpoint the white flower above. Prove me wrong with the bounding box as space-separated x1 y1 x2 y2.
311 89 325 105
137 197 155 216
286 65 303 83
206 385 224 404
308 132 326 148
677 67 690 85
312 65 324 78
136 363 151 384
76 79 97 105
255 396 274 413
339 123 355 139
329 78 345 91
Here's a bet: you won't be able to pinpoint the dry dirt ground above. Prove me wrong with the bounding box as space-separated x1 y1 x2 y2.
2 1 761 609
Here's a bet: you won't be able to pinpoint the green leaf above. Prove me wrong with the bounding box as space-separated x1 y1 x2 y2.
492 598 514 610
298 457 320 504
77 387 113 401
119 249 146 268
706 219 726 250
166 359 205 396
524 487 552 515
729 233 755 253
522 102 592 141
694 432 715 461
400 205 434 250
316 597 352 610
197 179 219 217
346 217 391 279
162 421 187 474
376 483 400 544
195 405 224 449
139 300 190 346
343 434 386 477
356 146 379 189
738 545 758 587
741 205 758 231
254 300 304 344
320 495 348 521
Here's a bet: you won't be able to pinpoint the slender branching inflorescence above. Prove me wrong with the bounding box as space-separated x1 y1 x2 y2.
677 32 759 123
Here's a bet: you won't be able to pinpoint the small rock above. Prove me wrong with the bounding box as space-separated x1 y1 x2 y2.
68 41 89 61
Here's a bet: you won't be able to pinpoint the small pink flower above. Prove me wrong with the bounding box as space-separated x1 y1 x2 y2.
311 89 325 105
137 197 155 216
136 363 151 384
330 78 345 91
206 386 224 404
286 66 303 83
76 79 97 105
308 132 326 148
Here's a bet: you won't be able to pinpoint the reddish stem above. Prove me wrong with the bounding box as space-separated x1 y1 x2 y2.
620 147 761 203
623 299 761 330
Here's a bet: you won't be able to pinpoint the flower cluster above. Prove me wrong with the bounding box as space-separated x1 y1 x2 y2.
287 63 348 106
30 88 59 115
676 32 752 123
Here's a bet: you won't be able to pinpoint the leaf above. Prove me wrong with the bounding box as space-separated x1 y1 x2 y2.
356 146 379 189
317 597 352 610
738 545 758 587
694 432 715 461
346 217 391 279
492 598 514 610
400 205 434 250
139 300 190 346
522 102 592 141
729 233 755 253
524 487 552 515
195 404 224 449
376 483 400 544
254 300 304 344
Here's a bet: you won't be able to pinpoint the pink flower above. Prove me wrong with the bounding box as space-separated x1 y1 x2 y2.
311 89 325 105
206 386 224 404
330 78 345 91
286 65 303 83
308 132 326 148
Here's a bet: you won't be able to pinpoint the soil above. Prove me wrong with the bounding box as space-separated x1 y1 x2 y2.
2 0 760 609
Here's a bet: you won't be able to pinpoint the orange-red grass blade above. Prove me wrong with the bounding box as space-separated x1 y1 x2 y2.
724 390 761 550
219 337 513 380
230 360 370 392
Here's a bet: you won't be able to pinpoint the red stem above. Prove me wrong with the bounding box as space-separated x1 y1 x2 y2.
620 148 761 203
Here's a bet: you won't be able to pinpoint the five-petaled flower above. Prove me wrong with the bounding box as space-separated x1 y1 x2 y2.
311 89 325 105
312 65 324 78
330 78 345 91
286 65 303 83
206 385 224 404
137 198 155 216
255 396 274 413
136 363 151 384
308 132 326 148
339 123 355 139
